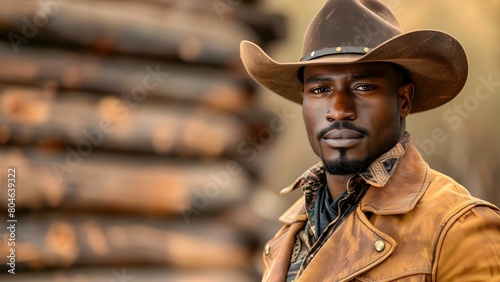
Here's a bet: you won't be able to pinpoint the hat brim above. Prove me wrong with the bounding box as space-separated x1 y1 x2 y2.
240 30 468 113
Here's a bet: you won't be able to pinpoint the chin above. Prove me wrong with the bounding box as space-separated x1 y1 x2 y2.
322 149 371 175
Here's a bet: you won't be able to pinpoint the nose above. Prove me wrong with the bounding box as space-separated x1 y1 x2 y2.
324 90 357 122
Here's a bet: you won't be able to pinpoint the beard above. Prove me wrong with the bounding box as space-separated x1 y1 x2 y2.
322 148 371 175
312 121 372 175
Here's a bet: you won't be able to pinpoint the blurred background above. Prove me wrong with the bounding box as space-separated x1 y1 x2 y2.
0 0 498 281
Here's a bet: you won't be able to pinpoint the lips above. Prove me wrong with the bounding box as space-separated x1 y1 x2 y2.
322 129 364 148
323 129 364 139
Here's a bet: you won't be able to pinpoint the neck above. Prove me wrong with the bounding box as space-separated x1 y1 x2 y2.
325 173 353 199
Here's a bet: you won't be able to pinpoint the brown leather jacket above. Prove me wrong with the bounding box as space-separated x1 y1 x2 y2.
262 143 500 281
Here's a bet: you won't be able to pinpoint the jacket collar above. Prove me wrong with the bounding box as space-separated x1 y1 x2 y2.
360 141 430 215
279 136 431 223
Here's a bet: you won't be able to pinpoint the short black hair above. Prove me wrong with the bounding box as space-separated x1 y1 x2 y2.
297 66 306 83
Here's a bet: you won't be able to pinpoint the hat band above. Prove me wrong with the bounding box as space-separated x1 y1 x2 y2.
300 46 370 61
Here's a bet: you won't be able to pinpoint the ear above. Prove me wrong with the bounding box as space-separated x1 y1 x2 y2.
398 83 414 118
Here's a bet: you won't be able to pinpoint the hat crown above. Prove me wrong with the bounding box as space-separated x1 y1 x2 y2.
302 0 402 58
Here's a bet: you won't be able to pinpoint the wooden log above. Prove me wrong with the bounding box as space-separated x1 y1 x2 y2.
213 186 294 250
0 268 256 282
0 0 259 65
75 0 287 45
0 84 252 158
0 214 256 271
0 147 253 215
0 42 255 113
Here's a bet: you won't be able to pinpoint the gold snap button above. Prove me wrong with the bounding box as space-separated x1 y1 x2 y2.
336 47 342 52
364 47 370 53
375 240 385 252
264 244 271 255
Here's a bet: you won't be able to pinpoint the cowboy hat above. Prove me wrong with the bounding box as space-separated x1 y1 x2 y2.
240 0 468 113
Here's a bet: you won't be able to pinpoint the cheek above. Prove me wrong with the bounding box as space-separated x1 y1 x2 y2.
302 102 324 149
302 105 316 138
365 94 400 123
365 100 402 148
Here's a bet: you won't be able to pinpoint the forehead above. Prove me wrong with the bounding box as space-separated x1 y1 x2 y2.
302 62 398 82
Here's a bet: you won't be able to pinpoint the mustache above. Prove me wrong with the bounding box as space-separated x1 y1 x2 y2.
317 121 370 141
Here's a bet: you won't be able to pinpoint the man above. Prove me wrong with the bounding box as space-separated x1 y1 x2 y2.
240 0 500 281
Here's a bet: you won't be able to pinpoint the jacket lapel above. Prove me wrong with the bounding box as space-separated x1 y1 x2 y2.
264 221 306 282
297 207 397 281
263 198 307 282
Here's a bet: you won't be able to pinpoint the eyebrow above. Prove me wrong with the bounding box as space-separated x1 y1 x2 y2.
350 72 385 81
304 76 333 85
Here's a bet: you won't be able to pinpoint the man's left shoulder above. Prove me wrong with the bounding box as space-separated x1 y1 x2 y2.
424 168 499 213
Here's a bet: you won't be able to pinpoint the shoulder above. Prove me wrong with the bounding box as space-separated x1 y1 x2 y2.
423 168 497 210
423 169 500 278
432 197 500 279
417 168 500 232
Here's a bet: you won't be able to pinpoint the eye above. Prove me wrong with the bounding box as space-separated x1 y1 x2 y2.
353 84 376 91
310 87 331 95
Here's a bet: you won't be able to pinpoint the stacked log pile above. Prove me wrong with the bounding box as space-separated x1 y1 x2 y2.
0 0 286 280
